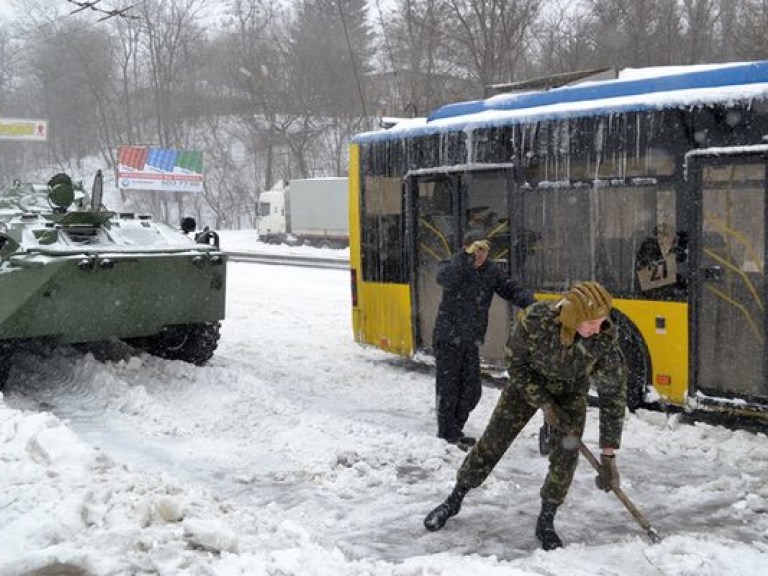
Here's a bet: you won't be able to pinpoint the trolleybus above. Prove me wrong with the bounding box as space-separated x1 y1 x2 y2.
349 60 768 425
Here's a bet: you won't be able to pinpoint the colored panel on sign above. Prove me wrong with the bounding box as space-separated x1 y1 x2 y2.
119 146 148 169
147 148 178 172
176 149 204 173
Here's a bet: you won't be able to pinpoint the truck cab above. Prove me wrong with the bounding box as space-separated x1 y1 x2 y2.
257 182 293 244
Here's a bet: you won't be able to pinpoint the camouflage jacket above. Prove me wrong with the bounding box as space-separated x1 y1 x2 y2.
505 300 627 448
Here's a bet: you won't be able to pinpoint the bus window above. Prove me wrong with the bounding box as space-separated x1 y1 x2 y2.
413 176 456 351
521 185 591 291
698 161 766 398
702 163 765 275
361 176 407 283
416 178 455 261
463 171 510 262
462 170 515 363
600 185 687 300
521 182 684 298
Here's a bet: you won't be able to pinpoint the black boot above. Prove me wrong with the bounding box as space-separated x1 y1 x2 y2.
535 501 564 550
424 484 470 531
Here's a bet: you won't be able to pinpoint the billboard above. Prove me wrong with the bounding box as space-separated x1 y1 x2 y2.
117 146 204 193
0 118 48 141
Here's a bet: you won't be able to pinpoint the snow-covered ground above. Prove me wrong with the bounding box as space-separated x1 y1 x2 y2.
1 231 767 575
220 229 350 261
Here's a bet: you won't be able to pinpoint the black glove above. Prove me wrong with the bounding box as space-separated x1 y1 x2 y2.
595 454 620 492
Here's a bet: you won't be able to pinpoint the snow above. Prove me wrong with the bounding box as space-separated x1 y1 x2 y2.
617 62 751 81
1 230 767 575
223 229 350 261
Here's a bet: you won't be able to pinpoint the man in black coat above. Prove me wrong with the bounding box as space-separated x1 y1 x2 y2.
433 230 535 450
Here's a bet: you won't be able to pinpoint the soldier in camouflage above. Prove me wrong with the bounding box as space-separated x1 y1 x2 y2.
424 281 627 551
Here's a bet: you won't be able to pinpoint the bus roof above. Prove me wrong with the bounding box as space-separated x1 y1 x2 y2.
353 60 768 144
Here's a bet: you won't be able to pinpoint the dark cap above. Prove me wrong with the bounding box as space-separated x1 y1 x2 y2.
462 230 488 247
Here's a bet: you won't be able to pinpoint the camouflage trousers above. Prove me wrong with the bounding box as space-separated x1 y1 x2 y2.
456 380 587 505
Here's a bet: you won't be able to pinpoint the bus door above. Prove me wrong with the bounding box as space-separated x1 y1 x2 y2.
462 169 515 366
409 174 458 353
691 154 768 404
407 167 515 366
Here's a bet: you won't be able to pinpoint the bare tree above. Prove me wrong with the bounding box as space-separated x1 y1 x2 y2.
583 0 684 68
532 3 598 75
679 0 719 63
125 0 209 222
731 0 768 60
283 0 374 175
113 15 146 145
198 115 260 228
24 22 109 167
441 0 542 97
0 20 21 177
716 0 741 60
135 0 208 148
377 0 462 116
0 20 11 113
289 0 374 117
227 0 287 190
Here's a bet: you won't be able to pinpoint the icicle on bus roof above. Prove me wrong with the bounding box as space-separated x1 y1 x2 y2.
354 60 768 144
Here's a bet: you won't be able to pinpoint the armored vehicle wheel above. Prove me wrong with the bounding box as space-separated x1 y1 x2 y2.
0 341 13 390
0 360 11 390
128 322 221 366
0 345 13 389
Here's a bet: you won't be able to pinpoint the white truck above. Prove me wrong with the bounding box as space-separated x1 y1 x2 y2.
257 177 349 248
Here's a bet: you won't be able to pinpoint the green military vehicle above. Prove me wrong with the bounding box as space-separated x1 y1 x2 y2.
0 171 227 387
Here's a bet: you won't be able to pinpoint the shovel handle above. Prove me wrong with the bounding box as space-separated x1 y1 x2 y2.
576 438 662 543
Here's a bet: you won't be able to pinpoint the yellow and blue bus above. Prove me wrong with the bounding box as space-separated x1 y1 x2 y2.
349 61 768 425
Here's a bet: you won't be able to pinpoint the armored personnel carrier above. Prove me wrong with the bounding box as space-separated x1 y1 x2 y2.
0 171 226 386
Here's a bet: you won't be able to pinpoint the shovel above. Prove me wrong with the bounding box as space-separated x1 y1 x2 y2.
575 436 662 544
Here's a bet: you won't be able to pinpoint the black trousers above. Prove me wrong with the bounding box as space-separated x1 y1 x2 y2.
434 338 482 440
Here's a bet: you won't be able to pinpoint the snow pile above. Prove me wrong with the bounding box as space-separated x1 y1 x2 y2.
0 245 767 575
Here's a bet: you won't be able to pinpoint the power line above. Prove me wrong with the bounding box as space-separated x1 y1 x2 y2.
3 2 141 65
337 0 368 119
375 0 404 114
66 1 140 22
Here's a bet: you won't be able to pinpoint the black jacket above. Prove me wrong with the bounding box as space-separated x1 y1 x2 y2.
433 251 535 345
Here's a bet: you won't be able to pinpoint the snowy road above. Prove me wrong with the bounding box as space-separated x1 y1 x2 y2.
2 257 767 574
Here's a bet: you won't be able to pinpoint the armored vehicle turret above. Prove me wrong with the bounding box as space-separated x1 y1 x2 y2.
0 171 226 386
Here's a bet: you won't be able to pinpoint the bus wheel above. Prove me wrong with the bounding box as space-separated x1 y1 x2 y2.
612 311 651 412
